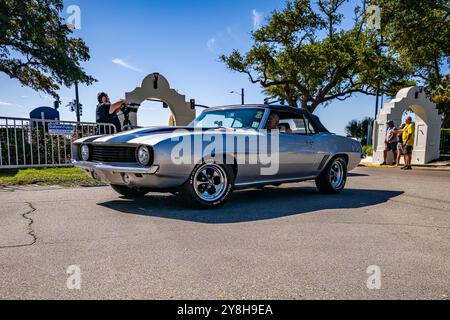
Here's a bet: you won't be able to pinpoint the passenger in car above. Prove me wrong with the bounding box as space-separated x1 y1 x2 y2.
266 113 293 133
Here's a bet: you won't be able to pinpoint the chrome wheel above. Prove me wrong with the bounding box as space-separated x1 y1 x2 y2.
193 164 228 202
329 160 345 189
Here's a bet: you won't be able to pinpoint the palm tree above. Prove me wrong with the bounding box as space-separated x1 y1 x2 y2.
345 117 373 146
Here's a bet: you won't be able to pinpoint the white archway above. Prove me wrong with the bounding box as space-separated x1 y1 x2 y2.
123 73 196 126
372 86 442 164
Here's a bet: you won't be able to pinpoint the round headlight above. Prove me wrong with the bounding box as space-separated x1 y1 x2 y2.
137 146 150 166
80 144 90 161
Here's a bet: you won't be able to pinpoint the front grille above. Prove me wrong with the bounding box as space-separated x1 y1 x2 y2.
91 145 137 163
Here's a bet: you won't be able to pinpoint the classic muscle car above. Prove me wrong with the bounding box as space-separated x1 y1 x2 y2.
72 105 363 208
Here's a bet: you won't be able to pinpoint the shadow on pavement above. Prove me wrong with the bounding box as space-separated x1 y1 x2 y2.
347 172 369 177
98 186 403 224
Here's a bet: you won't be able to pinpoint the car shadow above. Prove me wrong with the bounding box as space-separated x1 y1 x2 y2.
98 186 403 224
348 172 369 177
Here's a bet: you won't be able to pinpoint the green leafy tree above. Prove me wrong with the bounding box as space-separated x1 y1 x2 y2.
221 0 411 113
0 0 95 99
345 117 373 145
377 0 450 126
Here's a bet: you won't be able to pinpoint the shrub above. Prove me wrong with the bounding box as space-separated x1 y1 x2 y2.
362 145 373 156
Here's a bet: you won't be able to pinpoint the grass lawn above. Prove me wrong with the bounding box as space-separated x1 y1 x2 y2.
0 167 104 187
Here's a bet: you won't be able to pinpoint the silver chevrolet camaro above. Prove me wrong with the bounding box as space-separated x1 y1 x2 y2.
72 105 363 208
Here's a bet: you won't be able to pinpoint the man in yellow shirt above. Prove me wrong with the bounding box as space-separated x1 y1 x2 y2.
400 116 415 170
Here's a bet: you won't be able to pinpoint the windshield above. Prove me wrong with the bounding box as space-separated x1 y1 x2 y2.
189 108 265 129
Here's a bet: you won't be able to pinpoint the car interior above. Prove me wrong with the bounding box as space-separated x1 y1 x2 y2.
267 111 317 135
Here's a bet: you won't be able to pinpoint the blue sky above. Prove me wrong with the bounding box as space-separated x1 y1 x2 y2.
0 0 380 135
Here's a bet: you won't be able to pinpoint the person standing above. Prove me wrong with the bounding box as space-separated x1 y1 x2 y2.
400 116 415 170
381 120 398 165
395 123 406 166
96 92 126 134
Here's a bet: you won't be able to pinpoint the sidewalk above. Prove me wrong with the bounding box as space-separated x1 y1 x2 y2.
359 156 450 170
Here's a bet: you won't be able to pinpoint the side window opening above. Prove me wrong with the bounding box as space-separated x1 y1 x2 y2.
292 118 307 135
304 116 316 135
278 113 308 135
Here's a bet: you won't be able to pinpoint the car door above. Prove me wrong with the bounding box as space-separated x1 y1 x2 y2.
277 132 318 178
272 115 318 178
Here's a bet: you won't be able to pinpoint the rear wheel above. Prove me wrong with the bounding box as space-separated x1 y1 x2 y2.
315 156 347 194
110 185 149 198
179 162 235 208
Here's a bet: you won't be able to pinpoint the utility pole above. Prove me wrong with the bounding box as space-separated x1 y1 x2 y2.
230 89 245 105
374 74 382 118
75 81 81 122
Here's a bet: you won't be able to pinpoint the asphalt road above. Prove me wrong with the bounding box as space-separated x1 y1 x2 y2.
0 167 449 299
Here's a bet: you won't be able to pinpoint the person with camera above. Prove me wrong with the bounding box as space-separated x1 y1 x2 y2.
96 92 127 134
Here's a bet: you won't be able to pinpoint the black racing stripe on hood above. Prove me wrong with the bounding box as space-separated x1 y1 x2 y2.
83 136 105 143
89 127 229 144
104 127 198 143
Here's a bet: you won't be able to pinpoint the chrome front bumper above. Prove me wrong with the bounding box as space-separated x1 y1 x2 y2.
72 160 187 189
72 160 159 175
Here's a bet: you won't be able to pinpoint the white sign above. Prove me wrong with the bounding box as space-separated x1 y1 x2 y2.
48 124 75 136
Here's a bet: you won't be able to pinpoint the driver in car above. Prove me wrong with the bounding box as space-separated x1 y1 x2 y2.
96 92 127 134
266 112 293 133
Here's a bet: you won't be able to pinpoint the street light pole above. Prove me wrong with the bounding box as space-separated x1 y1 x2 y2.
230 88 245 105
374 74 381 118
75 81 80 122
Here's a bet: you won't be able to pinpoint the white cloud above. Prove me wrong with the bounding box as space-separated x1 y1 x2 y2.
226 26 233 37
252 9 263 30
112 58 144 73
0 101 21 107
206 37 216 51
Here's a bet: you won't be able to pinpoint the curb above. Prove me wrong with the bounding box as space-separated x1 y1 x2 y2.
358 163 450 171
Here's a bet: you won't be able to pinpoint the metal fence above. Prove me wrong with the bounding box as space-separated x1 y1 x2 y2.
0 117 116 169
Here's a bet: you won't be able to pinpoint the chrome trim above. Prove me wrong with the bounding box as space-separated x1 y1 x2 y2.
72 160 159 174
234 175 317 188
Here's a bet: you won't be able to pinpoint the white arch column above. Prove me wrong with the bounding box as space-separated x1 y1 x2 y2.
124 73 196 126
372 86 442 164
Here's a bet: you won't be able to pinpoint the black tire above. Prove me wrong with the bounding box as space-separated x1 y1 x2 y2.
315 156 347 194
179 162 235 208
110 185 149 198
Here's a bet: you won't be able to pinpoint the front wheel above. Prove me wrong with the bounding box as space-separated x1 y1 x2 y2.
315 156 347 194
111 185 149 198
179 163 235 208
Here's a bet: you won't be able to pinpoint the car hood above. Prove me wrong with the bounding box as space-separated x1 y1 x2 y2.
74 126 260 146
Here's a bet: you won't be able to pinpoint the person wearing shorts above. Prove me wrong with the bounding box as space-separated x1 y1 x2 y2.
396 123 406 166
400 117 415 170
381 120 398 165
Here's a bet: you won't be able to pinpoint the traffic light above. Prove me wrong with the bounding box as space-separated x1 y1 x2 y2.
54 100 60 110
190 99 195 110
